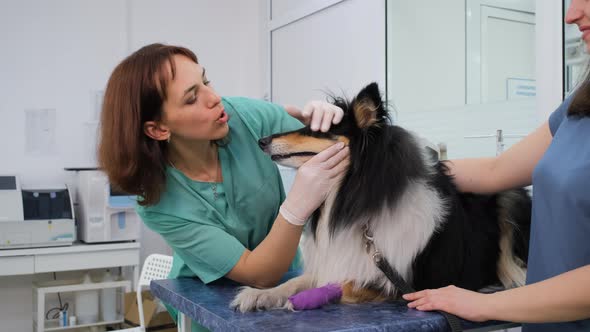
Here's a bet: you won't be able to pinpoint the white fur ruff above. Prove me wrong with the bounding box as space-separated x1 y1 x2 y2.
303 179 448 295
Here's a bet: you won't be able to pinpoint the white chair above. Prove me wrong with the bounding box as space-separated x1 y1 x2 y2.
115 253 174 332
137 254 174 329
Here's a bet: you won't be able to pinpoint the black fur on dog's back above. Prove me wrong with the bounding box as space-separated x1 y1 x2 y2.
413 161 531 290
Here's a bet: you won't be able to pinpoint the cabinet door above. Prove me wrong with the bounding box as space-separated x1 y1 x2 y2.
0 256 34 276
35 249 139 273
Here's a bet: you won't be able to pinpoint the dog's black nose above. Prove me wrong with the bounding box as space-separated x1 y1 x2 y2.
258 137 272 150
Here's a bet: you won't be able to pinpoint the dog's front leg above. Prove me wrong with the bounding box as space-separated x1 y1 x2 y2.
340 281 389 304
230 274 314 312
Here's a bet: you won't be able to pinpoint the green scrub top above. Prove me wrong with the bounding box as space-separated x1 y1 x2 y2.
136 97 303 330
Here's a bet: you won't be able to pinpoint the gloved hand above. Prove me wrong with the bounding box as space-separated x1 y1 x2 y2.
280 142 350 226
301 101 344 132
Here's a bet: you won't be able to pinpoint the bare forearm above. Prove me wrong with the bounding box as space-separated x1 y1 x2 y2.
445 154 534 194
486 265 590 323
246 216 302 285
229 215 302 288
444 158 499 193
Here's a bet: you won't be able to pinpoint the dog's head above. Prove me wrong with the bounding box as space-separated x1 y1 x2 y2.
258 82 390 168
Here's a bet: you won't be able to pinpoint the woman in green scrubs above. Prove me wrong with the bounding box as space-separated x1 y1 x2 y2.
97 43 349 331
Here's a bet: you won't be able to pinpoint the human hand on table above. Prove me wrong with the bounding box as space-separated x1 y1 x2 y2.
403 285 491 322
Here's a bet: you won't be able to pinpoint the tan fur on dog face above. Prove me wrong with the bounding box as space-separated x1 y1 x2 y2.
264 132 348 168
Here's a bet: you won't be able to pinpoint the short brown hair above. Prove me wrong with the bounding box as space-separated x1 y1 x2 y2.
98 43 198 206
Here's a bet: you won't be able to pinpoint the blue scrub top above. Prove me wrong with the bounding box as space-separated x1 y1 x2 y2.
525 95 590 331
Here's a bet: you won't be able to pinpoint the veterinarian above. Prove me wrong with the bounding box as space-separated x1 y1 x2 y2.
403 1 590 331
98 43 349 330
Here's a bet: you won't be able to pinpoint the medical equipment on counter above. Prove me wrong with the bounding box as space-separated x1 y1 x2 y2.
0 175 23 222
0 175 76 249
76 169 140 243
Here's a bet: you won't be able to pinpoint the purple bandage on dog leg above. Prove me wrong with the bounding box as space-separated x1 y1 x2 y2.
288 283 343 310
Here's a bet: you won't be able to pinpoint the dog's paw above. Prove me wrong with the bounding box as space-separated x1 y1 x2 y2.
230 286 291 312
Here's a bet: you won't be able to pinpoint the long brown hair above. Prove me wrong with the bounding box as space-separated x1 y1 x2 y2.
568 80 590 117
98 43 198 206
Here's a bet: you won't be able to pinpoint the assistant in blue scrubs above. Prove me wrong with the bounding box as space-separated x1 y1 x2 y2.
403 3 590 328
523 95 590 331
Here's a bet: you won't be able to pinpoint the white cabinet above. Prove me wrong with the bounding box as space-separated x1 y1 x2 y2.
0 242 140 332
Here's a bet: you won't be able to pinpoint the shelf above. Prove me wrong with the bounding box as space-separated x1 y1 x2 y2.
34 280 132 332
34 280 132 294
36 316 124 331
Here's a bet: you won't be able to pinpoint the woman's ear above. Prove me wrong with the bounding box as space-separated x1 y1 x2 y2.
143 121 170 141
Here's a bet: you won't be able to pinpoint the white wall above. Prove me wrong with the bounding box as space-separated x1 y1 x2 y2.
271 0 323 19
0 0 128 188
128 0 268 100
269 0 386 190
271 0 386 107
0 1 267 331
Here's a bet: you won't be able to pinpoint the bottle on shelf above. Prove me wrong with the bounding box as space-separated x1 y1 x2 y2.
100 269 118 322
74 272 99 324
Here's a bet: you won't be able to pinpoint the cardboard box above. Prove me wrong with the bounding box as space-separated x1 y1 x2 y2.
123 290 176 332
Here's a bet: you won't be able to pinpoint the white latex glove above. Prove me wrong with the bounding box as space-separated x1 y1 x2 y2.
280 142 350 226
301 101 344 132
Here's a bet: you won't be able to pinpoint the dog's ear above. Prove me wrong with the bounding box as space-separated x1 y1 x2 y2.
352 82 382 129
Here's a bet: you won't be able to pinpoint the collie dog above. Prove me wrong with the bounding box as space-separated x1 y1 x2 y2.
231 82 531 312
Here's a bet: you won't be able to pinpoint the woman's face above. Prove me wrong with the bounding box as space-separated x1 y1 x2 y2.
161 55 229 143
566 0 590 51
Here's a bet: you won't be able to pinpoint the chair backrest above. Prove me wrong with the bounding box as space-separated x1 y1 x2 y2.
138 254 173 288
137 254 173 330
